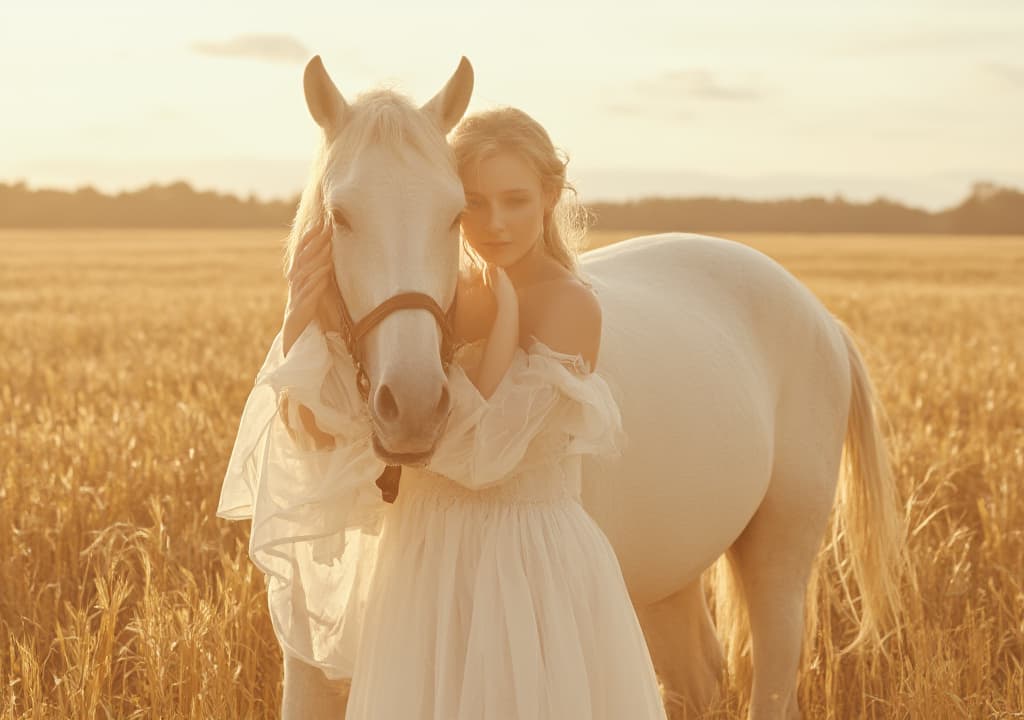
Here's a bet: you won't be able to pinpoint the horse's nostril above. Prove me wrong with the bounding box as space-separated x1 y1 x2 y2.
375 383 399 422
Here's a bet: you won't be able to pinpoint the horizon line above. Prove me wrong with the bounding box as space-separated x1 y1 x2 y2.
3 174 1022 215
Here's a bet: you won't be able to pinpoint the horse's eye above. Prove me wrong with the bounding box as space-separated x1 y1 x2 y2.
331 208 351 230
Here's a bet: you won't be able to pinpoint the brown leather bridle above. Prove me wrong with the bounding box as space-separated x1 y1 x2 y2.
332 280 460 504
336 288 459 402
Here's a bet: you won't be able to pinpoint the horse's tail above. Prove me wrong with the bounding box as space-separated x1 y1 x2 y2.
823 317 910 655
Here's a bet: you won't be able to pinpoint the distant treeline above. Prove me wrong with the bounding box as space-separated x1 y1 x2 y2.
1 180 1023 234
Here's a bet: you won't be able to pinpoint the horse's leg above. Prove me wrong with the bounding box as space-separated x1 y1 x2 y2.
728 449 840 720
281 653 351 719
636 577 725 719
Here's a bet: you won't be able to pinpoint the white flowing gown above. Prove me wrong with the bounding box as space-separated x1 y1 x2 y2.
217 321 667 719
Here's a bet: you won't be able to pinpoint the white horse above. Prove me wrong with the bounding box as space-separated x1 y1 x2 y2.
279 56 908 720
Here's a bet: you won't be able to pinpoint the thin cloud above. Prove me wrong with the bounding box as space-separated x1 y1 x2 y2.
657 70 766 101
191 33 311 65
602 69 763 121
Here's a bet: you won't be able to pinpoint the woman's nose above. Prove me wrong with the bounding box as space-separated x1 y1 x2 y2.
487 207 506 233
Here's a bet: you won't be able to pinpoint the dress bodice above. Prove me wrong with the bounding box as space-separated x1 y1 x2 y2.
405 336 627 504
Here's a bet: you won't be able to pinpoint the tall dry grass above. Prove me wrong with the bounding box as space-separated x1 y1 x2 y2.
1 229 1021 718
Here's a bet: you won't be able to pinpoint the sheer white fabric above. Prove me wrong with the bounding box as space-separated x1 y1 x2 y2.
424 336 629 490
217 323 388 680
218 323 667 719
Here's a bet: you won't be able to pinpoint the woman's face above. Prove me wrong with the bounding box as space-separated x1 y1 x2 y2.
459 150 549 267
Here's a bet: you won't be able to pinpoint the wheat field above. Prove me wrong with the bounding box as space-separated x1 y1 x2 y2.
1 229 1021 719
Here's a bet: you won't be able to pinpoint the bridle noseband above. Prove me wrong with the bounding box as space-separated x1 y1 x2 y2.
331 280 460 505
336 286 459 404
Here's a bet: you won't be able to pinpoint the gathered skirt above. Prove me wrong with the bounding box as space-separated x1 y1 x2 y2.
342 470 668 719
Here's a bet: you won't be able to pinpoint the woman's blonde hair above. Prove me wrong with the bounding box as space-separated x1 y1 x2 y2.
451 107 593 278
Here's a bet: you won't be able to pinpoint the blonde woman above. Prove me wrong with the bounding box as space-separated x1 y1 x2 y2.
223 106 667 719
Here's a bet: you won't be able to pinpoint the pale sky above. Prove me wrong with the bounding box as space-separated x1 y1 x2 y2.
2 0 1022 210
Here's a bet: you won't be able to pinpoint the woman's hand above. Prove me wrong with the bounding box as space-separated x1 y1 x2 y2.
482 262 517 316
282 214 335 357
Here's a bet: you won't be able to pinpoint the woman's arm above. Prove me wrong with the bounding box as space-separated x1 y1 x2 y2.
472 301 518 398
467 264 519 399
277 215 342 447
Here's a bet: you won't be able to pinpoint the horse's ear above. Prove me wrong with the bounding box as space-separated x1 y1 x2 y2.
421 56 474 135
304 55 349 136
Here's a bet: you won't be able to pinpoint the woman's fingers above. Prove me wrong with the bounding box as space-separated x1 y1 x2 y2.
292 268 331 306
292 229 331 272
292 217 322 252
305 221 330 250
314 236 332 259
283 212 336 341
288 216 329 275
300 215 326 247
297 226 329 262
291 245 332 287
295 262 332 289
299 267 331 295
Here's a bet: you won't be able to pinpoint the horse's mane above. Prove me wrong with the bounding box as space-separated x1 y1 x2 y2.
283 88 456 275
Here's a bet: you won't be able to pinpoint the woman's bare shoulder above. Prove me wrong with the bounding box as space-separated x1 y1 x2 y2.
521 276 602 370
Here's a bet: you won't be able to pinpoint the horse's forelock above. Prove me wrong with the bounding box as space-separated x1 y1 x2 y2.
334 89 455 175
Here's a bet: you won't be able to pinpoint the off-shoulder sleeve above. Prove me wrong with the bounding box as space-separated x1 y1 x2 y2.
425 338 628 490
217 321 387 681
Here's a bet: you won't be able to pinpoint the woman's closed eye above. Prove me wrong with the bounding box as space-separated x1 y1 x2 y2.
465 197 529 211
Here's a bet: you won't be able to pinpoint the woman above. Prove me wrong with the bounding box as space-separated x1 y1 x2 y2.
222 107 667 719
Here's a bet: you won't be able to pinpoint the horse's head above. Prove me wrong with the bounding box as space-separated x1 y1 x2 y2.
293 55 474 465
